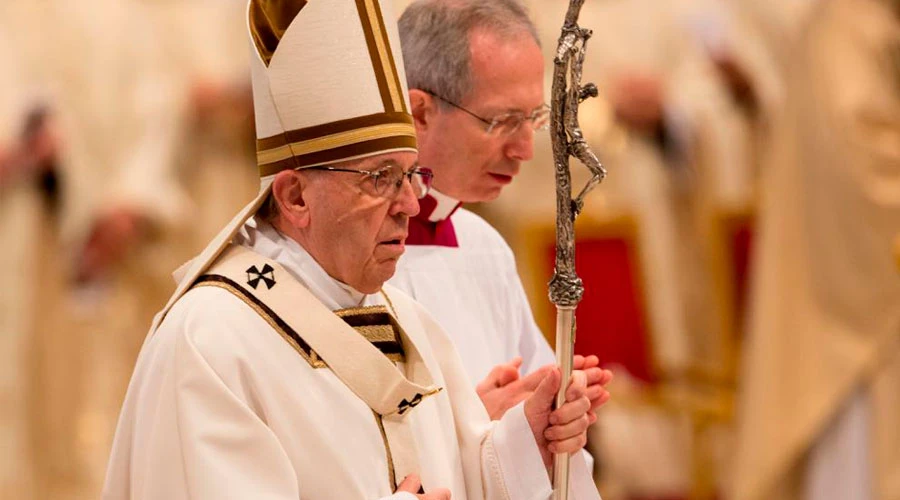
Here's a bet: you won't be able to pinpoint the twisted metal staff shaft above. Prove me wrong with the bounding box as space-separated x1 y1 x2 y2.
548 1 606 498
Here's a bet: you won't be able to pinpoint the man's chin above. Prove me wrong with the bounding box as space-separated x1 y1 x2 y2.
360 261 399 293
454 182 506 204
474 185 505 203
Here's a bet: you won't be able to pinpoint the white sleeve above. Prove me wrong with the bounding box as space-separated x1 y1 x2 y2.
490 403 601 500
503 246 556 377
170 320 302 499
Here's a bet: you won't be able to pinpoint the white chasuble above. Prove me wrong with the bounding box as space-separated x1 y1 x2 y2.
104 220 597 500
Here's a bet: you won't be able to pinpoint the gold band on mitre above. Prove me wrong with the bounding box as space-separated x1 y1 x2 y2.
256 112 416 176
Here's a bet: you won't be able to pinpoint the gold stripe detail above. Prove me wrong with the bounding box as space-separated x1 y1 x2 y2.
355 325 396 343
257 123 416 165
257 113 413 151
334 304 390 317
364 0 403 112
380 290 398 318
355 0 391 111
383 352 403 363
258 135 418 177
194 281 327 369
193 279 405 366
373 411 398 490
258 156 304 178
355 0 404 113
335 305 404 362
370 0 407 114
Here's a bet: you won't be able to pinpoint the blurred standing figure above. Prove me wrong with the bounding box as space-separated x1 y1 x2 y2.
0 14 52 498
1 0 189 498
59 0 257 497
2 1 253 498
143 0 257 248
732 1 900 499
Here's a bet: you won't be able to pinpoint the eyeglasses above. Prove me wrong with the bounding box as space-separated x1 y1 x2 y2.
423 90 550 136
307 164 434 200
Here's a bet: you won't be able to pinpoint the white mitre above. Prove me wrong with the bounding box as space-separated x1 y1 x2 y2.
151 0 416 333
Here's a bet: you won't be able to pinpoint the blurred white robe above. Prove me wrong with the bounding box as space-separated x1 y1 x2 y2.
0 16 42 499
732 1 900 499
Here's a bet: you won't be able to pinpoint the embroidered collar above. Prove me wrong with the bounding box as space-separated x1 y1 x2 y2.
421 188 461 222
408 189 462 247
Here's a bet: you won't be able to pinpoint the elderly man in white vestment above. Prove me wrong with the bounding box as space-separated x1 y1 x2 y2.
104 1 602 499
388 0 612 422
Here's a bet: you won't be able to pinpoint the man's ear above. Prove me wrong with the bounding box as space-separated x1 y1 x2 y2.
271 170 311 229
409 88 435 134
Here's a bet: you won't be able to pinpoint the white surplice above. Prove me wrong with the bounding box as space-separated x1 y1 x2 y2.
388 190 556 385
104 219 599 500
386 190 595 478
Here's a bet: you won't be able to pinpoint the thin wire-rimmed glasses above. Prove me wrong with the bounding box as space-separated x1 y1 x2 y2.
422 89 550 136
307 164 434 200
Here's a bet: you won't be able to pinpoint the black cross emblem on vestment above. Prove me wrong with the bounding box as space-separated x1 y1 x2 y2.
246 264 276 290
397 393 424 415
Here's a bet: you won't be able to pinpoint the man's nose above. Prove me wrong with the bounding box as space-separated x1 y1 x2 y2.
390 176 421 217
505 125 535 162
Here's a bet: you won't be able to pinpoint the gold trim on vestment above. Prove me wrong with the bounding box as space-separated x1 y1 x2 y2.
193 278 407 366
379 290 398 318
381 352 404 363
334 304 389 317
194 280 327 368
372 410 398 490
355 325 396 342
335 304 405 363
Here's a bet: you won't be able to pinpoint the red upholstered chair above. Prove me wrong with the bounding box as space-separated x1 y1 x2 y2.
526 215 657 384
518 214 692 499
515 210 756 500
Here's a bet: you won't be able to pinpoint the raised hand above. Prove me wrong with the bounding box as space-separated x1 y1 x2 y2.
477 355 612 421
476 357 554 420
